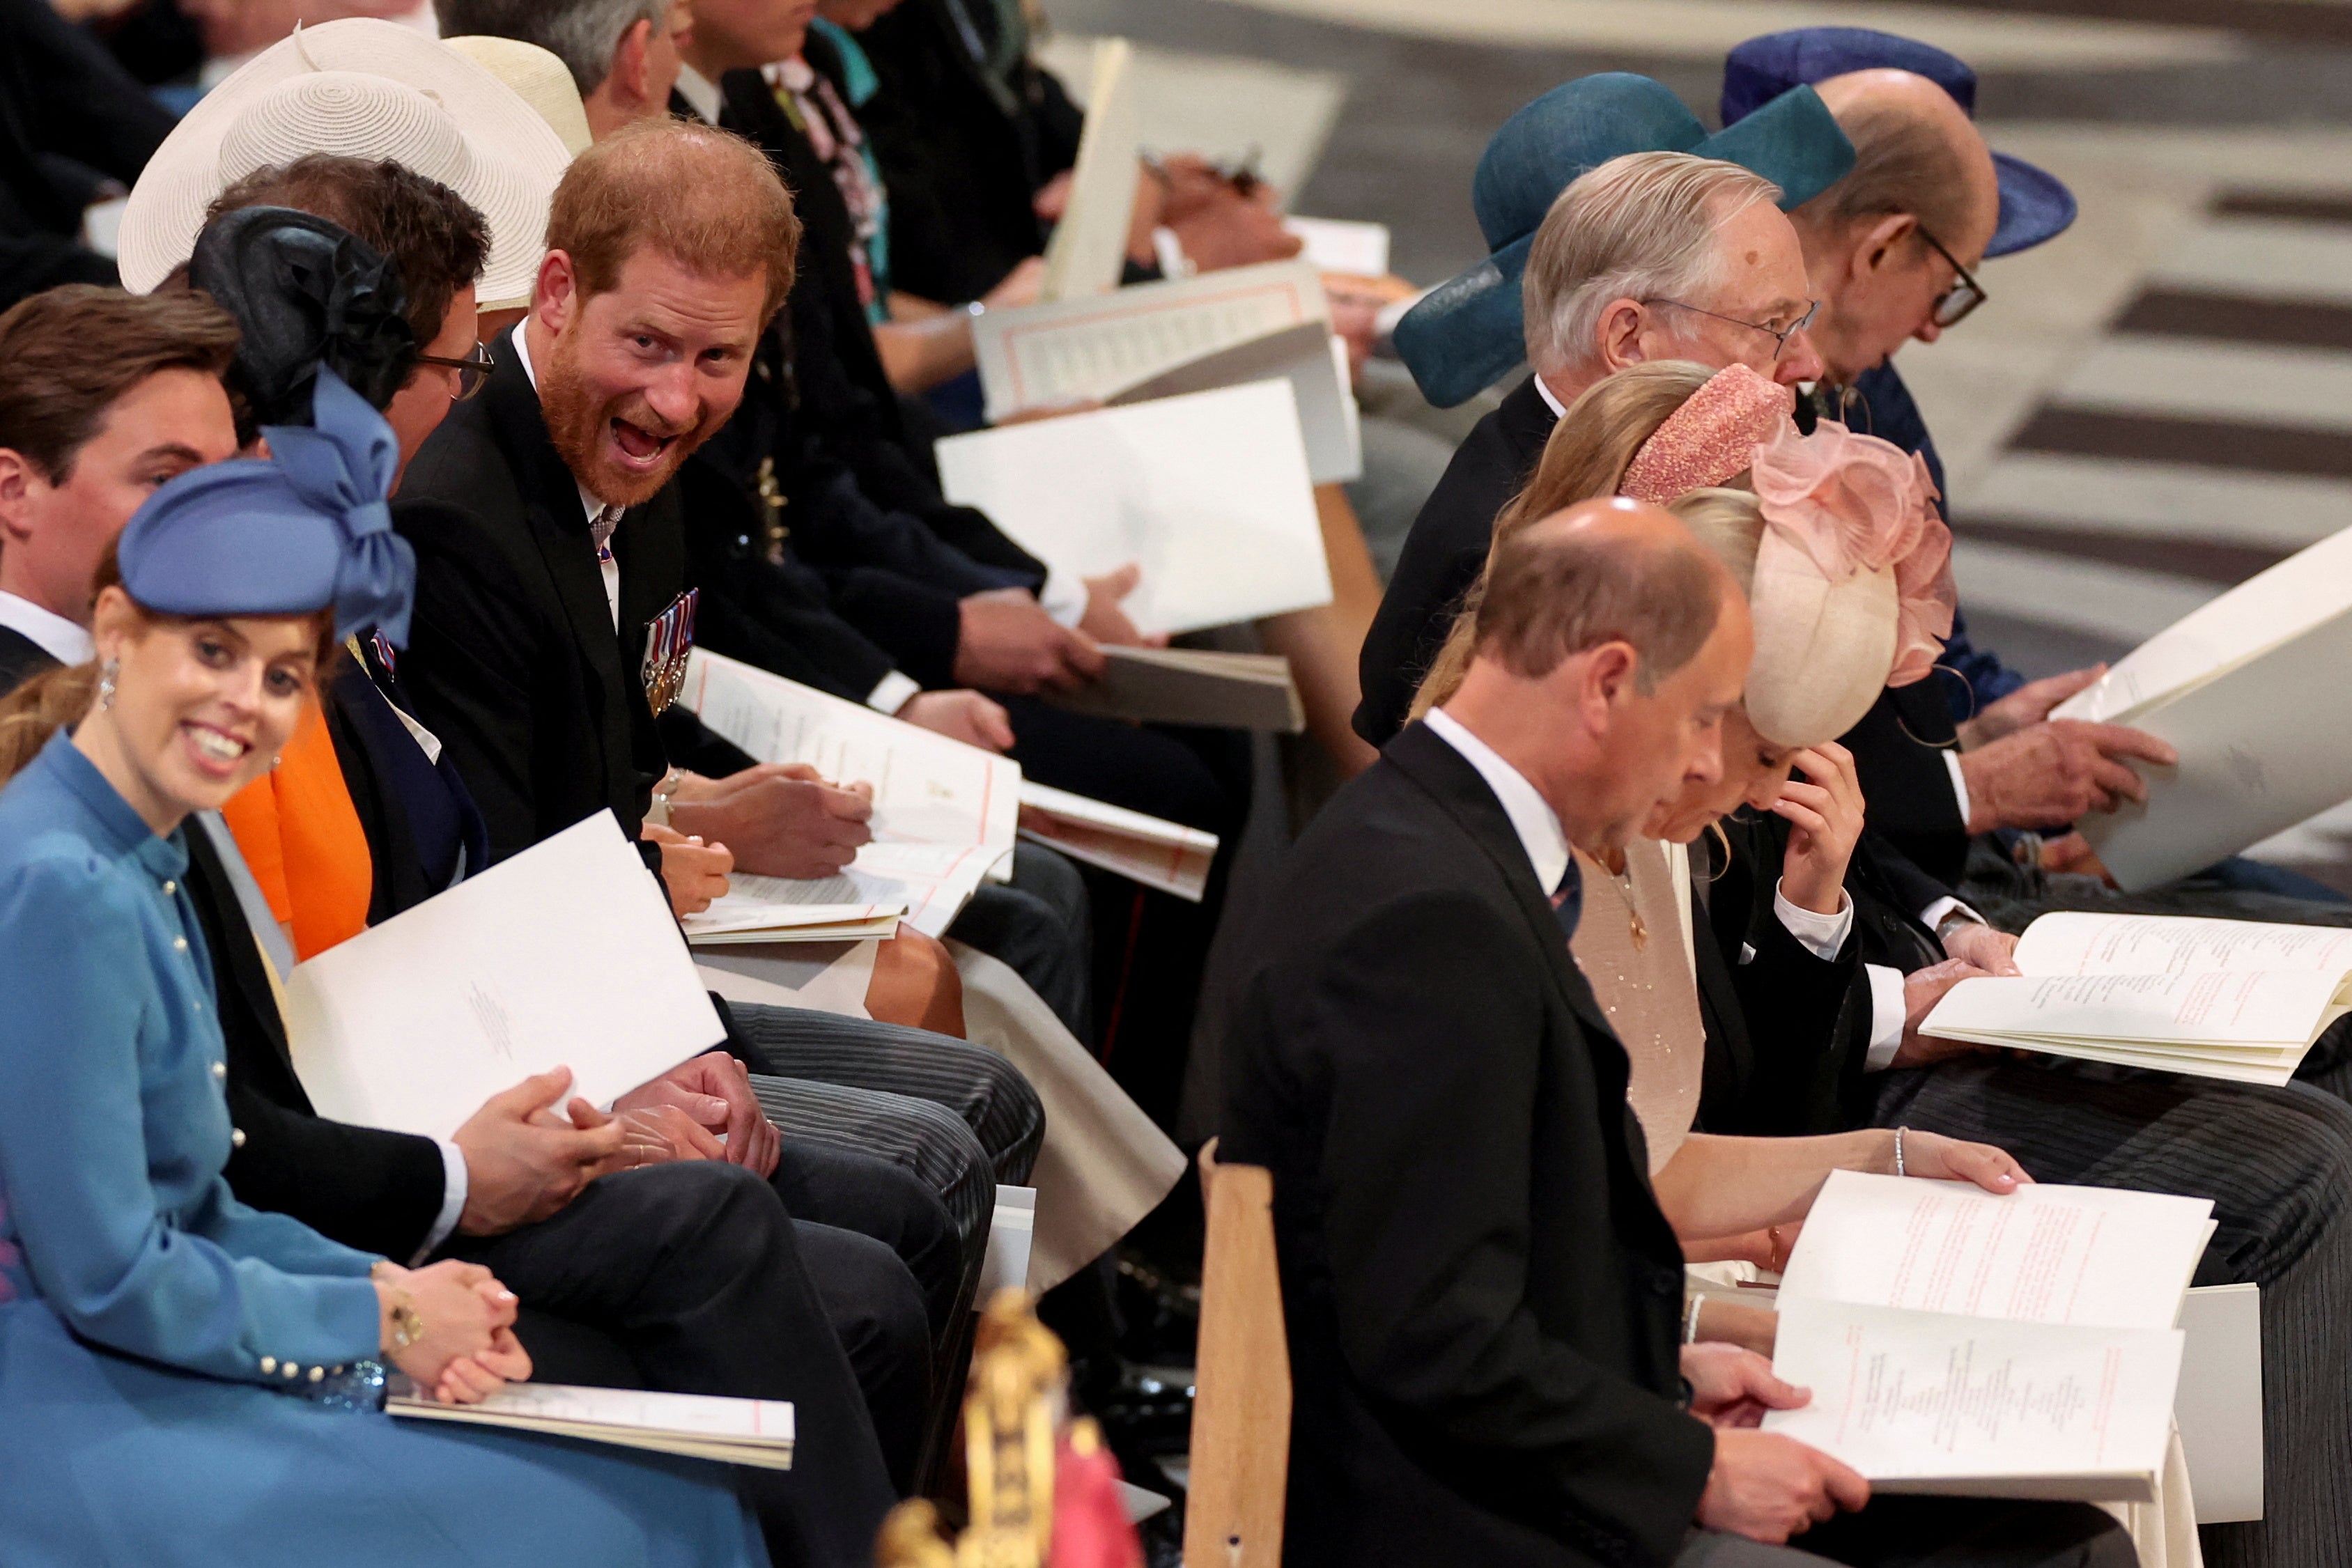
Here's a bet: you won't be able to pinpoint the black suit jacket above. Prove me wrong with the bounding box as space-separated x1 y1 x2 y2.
0 623 58 696
189 823 449 1261
392 332 745 860
852 0 1081 306
1354 375 1556 746
1219 722 1711 1568
1692 815 1871 1138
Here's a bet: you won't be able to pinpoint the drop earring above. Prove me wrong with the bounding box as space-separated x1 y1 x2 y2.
97 658 118 711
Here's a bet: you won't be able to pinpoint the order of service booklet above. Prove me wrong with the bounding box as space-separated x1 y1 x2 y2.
1765 1172 2205 1503
1919 910 2352 1084
1017 780 1219 903
389 1382 794 1470
972 261 1361 484
1040 645 1305 733
283 812 725 1141
2052 525 2352 890
934 379 1332 637
675 649 1021 938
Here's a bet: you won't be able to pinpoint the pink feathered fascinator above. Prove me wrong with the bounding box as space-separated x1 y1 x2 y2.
1747 419 1956 690
1618 364 1795 504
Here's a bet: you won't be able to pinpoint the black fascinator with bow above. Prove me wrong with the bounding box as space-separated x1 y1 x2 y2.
189 205 419 437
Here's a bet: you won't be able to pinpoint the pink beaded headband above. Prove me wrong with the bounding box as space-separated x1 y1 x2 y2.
1617 364 1795 504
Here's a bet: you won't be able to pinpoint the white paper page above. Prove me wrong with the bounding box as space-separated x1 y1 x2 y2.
1281 215 1388 275
683 897 902 937
393 1383 794 1442
1777 1171 2211 1330
2016 911 2352 979
1924 968 2344 1050
2066 603 2352 890
1018 780 1218 902
936 379 1331 635
1038 38 1139 303
975 258 1329 417
676 651 1020 935
2056 525 2352 724
1108 320 1359 483
1992 1037 2306 1087
1767 1301 2182 1500
284 813 722 1141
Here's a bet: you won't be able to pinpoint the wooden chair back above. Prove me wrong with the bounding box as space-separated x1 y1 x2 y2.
1184 1140 1290 1568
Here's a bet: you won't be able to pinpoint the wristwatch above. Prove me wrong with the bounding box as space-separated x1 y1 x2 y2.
1933 908 1983 945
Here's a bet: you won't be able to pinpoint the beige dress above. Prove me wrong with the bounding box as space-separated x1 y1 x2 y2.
1570 840 1703 1174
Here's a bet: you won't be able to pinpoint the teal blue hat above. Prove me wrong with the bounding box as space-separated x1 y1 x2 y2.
1394 73 1855 408
116 368 415 645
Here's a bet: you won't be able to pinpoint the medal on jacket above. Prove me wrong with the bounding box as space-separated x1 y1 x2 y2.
641 588 700 716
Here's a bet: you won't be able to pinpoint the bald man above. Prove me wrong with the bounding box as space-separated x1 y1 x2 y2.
1223 500 2128 1568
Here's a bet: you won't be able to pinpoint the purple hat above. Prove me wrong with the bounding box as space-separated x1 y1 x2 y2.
1722 27 2075 258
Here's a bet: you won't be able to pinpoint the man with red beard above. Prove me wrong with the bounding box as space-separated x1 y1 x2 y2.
390 116 1046 1395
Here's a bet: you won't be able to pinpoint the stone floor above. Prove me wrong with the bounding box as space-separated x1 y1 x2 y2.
1045 0 2352 883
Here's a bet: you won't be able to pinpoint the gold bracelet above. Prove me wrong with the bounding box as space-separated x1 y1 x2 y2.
372 1264 424 1354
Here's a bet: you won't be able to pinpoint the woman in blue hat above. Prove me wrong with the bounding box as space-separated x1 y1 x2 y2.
0 371 768 1568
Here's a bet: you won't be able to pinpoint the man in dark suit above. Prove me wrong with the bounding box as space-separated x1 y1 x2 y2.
0 284 241 695
390 116 1049 1256
1356 87 1848 748
1226 498 2128 1567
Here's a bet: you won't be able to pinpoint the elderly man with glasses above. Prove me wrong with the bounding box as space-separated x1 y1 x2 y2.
1356 70 1858 745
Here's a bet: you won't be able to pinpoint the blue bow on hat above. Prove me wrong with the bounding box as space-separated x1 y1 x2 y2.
1722 27 2076 259
1393 72 1857 409
116 368 417 646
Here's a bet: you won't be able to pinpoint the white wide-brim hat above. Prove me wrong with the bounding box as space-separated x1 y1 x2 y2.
119 18 573 309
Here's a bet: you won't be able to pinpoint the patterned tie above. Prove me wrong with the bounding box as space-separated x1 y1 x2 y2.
1549 857 1584 942
589 506 621 564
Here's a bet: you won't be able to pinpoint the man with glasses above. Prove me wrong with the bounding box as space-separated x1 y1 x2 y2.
204 155 500 486
1738 54 2217 901
1358 70 1860 744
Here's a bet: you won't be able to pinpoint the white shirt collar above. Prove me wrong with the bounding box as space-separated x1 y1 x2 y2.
673 62 725 125
1423 706 1571 897
0 590 93 666
506 325 614 530
1532 372 1570 421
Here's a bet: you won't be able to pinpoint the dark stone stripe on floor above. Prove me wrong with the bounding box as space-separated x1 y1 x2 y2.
2010 409 2352 479
2112 290 2352 352
2213 192 2352 226
1894 0 2352 45
1952 518 2286 587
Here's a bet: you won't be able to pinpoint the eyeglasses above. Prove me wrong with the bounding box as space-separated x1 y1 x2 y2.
1643 296 1820 359
413 342 495 401
1915 227 1988 329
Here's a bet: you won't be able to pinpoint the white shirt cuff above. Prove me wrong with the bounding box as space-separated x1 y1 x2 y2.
866 670 921 715
412 1140 471 1264
1036 570 1088 628
1772 879 1853 962
1943 749 1972 829
1865 963 1908 1072
1918 895 1986 937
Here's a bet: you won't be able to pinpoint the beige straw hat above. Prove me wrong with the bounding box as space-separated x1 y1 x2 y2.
118 18 572 307
442 36 594 159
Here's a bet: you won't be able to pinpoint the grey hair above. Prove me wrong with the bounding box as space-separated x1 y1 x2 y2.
1522 150 1781 378
433 0 670 95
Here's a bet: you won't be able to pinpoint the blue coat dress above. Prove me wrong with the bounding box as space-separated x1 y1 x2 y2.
0 731 771 1568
